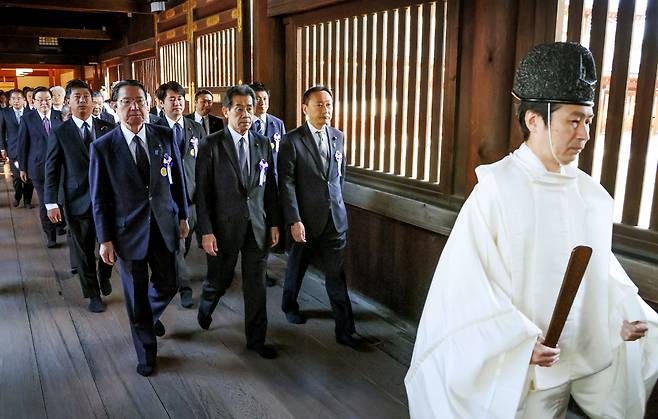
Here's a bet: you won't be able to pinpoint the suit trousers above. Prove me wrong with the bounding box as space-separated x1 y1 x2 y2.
66 210 113 298
31 179 57 240
9 159 33 205
282 215 355 338
176 203 197 291
117 219 178 367
199 223 268 348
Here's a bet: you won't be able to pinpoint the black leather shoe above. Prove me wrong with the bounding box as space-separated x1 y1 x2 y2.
198 311 212 330
12 199 19 207
180 288 194 309
99 276 112 296
24 203 33 209
265 273 276 287
336 334 362 349
136 363 155 377
247 344 277 359
46 239 56 248
285 311 306 324
71 267 78 275
154 320 165 337
88 296 106 313
57 227 67 236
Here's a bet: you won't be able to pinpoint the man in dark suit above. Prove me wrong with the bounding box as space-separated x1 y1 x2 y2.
249 82 289 287
196 85 280 359
90 79 189 376
101 99 119 124
0 89 34 208
18 86 64 247
184 89 224 135
44 80 114 313
23 87 35 111
92 91 116 126
150 85 166 119
155 81 205 309
278 85 359 348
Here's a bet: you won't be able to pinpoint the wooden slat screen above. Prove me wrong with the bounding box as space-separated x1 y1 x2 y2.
559 0 658 230
196 28 237 88
296 1 448 184
160 40 189 87
105 65 121 90
131 57 158 96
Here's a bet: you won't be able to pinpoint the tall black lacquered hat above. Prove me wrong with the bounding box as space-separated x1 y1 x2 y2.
512 42 597 106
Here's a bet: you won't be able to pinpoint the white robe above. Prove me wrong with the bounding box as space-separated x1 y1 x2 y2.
405 144 658 419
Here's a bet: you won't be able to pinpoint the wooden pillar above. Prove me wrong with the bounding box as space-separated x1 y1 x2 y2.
465 0 519 192
235 0 252 84
186 0 196 104
252 0 285 115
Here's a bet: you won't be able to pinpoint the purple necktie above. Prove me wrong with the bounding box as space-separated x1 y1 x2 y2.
42 116 51 136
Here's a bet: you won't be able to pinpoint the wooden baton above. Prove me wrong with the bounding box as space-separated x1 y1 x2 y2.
543 246 593 348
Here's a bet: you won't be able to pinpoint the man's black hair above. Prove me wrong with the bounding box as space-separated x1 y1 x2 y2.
156 81 185 101
302 85 332 105
65 79 92 98
195 89 213 102
111 80 147 102
517 101 563 140
222 85 256 109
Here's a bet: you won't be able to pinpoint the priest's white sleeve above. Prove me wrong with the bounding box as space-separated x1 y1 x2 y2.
405 181 541 419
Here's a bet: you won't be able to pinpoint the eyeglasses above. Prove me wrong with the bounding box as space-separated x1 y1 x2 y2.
118 97 146 107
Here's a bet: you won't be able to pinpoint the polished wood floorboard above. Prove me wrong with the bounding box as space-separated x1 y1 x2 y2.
0 173 411 419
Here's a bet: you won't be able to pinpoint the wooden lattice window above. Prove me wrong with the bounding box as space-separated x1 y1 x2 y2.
295 1 449 185
196 28 237 88
160 40 189 87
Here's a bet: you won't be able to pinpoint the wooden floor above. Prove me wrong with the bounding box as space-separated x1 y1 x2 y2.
0 171 412 419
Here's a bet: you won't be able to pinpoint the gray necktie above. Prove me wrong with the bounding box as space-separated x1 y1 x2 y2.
203 116 210 134
316 130 329 172
239 137 249 185
15 110 21 124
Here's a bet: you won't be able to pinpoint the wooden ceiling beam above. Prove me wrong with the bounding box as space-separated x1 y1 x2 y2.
0 26 113 40
0 0 151 14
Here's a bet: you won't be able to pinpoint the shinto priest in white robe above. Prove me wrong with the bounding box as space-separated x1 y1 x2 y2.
405 143 658 418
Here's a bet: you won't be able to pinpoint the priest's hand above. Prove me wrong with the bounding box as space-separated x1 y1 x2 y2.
530 336 560 367
202 233 218 256
291 221 306 243
620 320 648 341
99 241 116 266
20 170 29 183
179 219 189 239
271 227 280 247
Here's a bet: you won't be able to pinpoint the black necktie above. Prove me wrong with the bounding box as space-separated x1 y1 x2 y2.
239 137 249 186
133 136 150 186
82 121 92 148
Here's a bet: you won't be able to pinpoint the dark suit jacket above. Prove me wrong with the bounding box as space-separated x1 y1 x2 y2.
278 123 347 240
147 114 164 125
196 128 280 252
44 118 114 216
155 117 205 204
184 113 224 135
99 110 116 124
89 124 188 260
249 113 286 181
17 110 63 181
0 107 25 159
